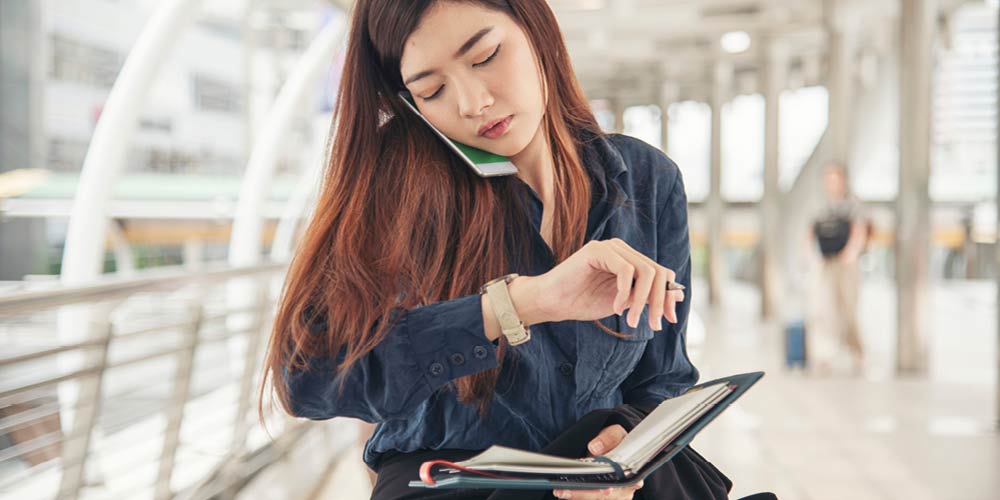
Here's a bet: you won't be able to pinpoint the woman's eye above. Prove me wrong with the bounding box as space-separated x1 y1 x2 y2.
473 45 501 68
422 86 444 101
419 44 500 101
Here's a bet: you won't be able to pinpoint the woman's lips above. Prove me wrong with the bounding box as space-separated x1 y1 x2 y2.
479 115 513 139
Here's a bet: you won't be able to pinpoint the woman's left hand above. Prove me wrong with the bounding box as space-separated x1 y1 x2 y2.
551 425 644 499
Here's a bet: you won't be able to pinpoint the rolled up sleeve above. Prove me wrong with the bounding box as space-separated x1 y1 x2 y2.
284 293 498 423
620 159 699 407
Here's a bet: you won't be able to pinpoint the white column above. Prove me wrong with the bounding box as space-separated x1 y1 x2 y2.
107 219 135 276
761 39 789 320
659 81 679 153
225 17 346 384
612 96 626 134
183 238 204 271
896 0 935 373
825 0 858 164
995 0 1000 432
227 18 345 267
708 60 733 306
270 114 332 262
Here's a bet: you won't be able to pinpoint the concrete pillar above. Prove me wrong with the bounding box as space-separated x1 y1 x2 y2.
659 81 679 153
896 0 935 373
107 220 135 276
242 0 259 164
761 38 789 320
611 96 626 134
708 60 733 307
995 0 1000 432
0 0 47 280
825 0 858 164
0 0 44 174
183 238 204 271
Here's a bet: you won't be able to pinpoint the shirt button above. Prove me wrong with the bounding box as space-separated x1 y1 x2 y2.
472 345 489 359
449 353 465 366
428 362 444 376
559 362 574 376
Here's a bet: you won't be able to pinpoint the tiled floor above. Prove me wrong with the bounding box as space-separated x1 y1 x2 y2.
318 278 999 499
691 278 998 500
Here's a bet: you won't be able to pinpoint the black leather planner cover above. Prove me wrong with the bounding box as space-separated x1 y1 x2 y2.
409 371 765 490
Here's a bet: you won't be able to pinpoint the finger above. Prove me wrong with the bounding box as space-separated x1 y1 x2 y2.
648 266 667 330
608 237 673 286
663 267 677 283
553 486 631 500
608 240 654 328
613 487 633 499
588 424 627 455
607 239 675 329
665 289 685 323
552 489 603 499
593 243 635 315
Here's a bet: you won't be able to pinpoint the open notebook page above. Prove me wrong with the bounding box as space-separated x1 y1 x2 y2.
455 446 613 475
453 382 731 476
611 384 733 473
604 382 732 473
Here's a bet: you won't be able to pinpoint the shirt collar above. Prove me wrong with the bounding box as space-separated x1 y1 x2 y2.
519 133 629 247
581 133 629 242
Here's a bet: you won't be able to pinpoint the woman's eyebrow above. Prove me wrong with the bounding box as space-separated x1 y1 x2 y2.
403 26 494 85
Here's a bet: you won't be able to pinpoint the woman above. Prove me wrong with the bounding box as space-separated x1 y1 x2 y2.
260 1 728 499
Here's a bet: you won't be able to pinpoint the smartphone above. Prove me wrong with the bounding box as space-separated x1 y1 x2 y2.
398 90 519 177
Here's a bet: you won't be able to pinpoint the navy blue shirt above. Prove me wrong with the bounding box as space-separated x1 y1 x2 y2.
285 133 699 471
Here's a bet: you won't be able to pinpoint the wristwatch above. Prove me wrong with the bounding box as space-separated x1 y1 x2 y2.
479 273 532 346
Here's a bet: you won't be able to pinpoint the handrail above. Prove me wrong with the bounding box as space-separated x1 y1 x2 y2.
0 262 286 316
0 262 352 500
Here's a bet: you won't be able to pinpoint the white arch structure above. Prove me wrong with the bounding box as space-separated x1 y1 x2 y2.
223 17 346 384
60 0 201 285
227 18 346 267
54 0 202 494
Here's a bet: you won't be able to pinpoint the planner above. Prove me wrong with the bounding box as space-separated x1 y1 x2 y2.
409 371 764 491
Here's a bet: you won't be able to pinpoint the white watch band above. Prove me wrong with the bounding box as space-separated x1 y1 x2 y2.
481 274 531 346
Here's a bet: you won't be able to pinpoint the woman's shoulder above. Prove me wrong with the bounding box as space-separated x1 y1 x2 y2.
604 133 683 199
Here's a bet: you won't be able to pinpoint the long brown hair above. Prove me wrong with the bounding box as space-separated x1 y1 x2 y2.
260 0 623 420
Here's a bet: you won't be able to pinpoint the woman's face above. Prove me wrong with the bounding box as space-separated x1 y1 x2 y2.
399 2 546 158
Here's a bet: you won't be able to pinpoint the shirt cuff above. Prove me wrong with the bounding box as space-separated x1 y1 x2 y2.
405 293 499 388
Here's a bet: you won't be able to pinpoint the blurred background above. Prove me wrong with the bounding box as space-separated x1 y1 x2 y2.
0 0 997 498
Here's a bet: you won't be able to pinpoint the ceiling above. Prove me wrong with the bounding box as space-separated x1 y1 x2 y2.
326 0 974 105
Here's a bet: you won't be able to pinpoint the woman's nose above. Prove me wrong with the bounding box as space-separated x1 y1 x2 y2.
455 79 493 118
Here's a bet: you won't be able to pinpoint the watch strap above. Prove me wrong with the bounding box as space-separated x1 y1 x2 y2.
483 274 531 346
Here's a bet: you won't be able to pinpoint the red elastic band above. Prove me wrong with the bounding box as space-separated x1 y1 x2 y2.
419 459 519 486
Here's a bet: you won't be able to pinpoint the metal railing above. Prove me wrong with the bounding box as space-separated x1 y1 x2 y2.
0 263 355 499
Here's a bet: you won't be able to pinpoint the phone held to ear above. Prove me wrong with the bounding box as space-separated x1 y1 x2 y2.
398 90 519 178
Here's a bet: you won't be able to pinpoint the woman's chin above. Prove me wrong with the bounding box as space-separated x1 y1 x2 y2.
487 137 533 159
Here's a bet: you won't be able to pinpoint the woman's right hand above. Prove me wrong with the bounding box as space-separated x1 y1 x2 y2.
510 238 684 331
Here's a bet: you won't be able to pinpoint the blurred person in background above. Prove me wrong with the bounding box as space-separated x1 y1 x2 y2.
805 161 869 376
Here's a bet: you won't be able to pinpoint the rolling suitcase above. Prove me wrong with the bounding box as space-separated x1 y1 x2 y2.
784 320 807 369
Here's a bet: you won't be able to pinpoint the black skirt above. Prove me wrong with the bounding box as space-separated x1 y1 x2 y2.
369 403 733 500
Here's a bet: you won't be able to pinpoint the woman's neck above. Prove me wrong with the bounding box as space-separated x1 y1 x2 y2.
509 124 554 204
